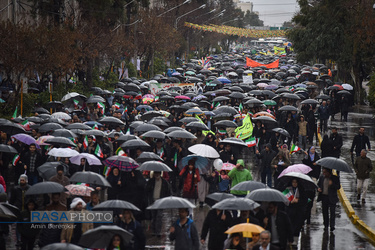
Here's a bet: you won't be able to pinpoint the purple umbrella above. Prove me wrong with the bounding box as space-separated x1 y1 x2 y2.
265 85 278 90
103 156 139 172
11 134 40 149
278 164 312 178
70 153 102 166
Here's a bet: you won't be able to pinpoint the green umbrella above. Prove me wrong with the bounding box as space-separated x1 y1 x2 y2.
293 87 307 92
262 100 276 106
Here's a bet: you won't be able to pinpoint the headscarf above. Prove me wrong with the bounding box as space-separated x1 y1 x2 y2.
70 197 86 209
309 146 315 161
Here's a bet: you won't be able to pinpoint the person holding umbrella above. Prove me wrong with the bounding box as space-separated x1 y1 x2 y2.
317 168 340 231
107 234 126 250
256 144 277 187
116 209 145 250
169 208 200 250
107 167 122 200
180 159 200 213
20 143 43 185
49 165 70 205
354 149 373 203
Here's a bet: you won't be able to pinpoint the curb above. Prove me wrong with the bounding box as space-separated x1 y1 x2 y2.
317 133 375 245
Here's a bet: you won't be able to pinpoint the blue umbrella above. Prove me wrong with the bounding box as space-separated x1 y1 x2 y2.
217 77 231 84
180 155 210 174
84 121 103 127
192 95 207 101
136 105 153 111
204 111 216 116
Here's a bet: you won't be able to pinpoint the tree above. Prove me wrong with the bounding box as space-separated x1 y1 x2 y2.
243 10 263 27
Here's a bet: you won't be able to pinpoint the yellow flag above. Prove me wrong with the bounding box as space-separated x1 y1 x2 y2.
195 115 215 136
235 114 253 140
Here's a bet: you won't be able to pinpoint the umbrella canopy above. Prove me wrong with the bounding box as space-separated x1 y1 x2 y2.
51 129 77 138
315 94 330 100
93 200 140 212
137 161 172 172
278 164 312 178
316 157 353 173
213 120 238 128
38 162 69 180
225 223 265 238
99 117 125 126
11 134 38 147
36 135 54 146
252 116 277 124
185 121 209 131
206 192 235 202
121 138 150 150
26 181 65 195
278 105 298 112
141 130 166 139
70 171 111 187
231 181 267 192
301 99 319 105
46 137 76 148
245 188 289 203
0 121 26 135
188 144 219 158
221 163 236 171
181 155 210 174
66 123 92 130
135 124 162 133
168 130 197 139
164 127 184 133
136 152 163 163
79 225 133 249
212 198 260 211
147 196 196 210
65 184 94 197
48 148 80 158
41 243 83 250
84 130 106 137
220 138 247 147
272 128 291 137
103 156 139 172
39 123 64 133
70 153 102 166
0 144 18 154
179 117 199 124
277 172 318 191
51 112 71 120
185 108 204 116
0 203 18 221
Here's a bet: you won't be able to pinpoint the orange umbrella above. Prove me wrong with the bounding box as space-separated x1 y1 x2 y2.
253 111 275 120
225 223 265 238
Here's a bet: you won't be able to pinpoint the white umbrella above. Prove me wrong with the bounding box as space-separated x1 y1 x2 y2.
341 83 353 91
188 144 220 158
70 153 102 165
61 92 81 102
48 148 79 157
51 112 71 120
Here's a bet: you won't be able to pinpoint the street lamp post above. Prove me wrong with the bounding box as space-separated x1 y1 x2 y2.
175 4 206 30
157 0 191 17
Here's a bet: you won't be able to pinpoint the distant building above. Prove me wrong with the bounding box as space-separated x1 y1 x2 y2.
233 0 253 13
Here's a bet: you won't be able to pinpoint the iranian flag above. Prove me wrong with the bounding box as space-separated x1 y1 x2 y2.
173 152 178 168
83 136 88 149
103 166 112 177
238 103 243 115
95 144 104 158
125 128 130 135
12 154 20 166
245 136 256 147
159 148 165 158
155 96 160 101
21 120 30 130
283 189 295 202
73 99 79 109
211 102 221 109
290 144 302 154
92 124 99 130
114 102 120 109
11 107 18 120
97 102 105 114
124 106 128 112
115 147 126 156
218 129 227 135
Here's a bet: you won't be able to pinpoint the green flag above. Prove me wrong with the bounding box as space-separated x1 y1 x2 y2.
12 107 18 119
235 114 253 140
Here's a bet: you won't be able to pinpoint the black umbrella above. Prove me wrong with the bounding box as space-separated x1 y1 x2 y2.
212 113 232 120
79 225 133 249
147 196 196 209
46 137 77 148
86 95 106 104
214 106 238 115
316 157 353 173
34 107 50 114
41 243 83 250
229 92 246 99
272 128 291 137
129 121 145 129
47 101 64 109
0 144 18 154
39 123 64 133
38 162 69 180
141 130 166 139
140 111 163 121
212 96 230 102
164 127 184 133
245 188 289 203
93 200 140 211
26 181 65 195
136 152 164 163
123 83 141 92
70 171 111 187
66 123 92 130
277 172 318 191
115 134 138 143
212 198 260 211
231 181 267 191
279 105 298 112
315 94 330 100
213 120 238 128
137 161 172 172
179 117 199 124
84 130 106 137
185 121 209 131
27 116 44 123
281 93 301 100
252 116 277 124
301 99 319 105
121 138 150 150
337 90 352 95
0 203 18 221
51 129 77 138
148 119 169 127
0 121 26 135
168 130 197 139
206 192 235 202
135 124 162 133
99 117 124 126
220 138 247 147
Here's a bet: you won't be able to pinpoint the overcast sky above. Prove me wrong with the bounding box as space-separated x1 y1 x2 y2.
250 0 299 26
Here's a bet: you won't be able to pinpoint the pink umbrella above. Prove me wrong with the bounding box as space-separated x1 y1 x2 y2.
278 164 312 178
36 135 54 146
221 163 235 171
175 95 191 100
65 184 94 197
257 83 268 88
143 94 155 99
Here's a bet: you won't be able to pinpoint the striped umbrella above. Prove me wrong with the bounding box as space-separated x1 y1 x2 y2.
103 155 139 172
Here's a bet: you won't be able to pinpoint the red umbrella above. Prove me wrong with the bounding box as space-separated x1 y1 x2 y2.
175 95 191 100
333 84 344 90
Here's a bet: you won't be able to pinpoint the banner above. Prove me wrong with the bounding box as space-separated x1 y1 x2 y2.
242 75 253 84
149 83 196 95
273 46 286 55
235 114 253 140
246 58 279 69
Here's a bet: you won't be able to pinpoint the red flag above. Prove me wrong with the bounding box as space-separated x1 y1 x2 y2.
246 58 279 69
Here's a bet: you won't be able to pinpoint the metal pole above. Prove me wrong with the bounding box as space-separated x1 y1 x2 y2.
20 79 23 117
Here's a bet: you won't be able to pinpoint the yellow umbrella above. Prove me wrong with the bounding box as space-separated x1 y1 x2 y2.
225 223 264 238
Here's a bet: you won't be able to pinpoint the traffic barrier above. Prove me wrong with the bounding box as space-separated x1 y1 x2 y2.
318 133 375 245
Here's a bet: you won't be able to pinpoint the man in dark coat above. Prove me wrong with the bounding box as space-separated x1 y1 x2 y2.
318 101 330 133
219 144 237 164
329 127 343 158
145 171 171 236
170 208 200 250
200 209 232 250
256 144 277 187
263 202 293 250
20 143 44 185
354 150 373 203
317 168 340 231
350 127 371 157
9 174 31 211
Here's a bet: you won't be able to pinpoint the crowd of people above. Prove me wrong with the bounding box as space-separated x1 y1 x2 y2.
0 50 373 250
